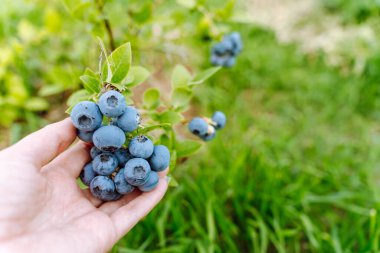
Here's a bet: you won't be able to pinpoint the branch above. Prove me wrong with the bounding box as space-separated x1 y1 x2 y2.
96 0 116 51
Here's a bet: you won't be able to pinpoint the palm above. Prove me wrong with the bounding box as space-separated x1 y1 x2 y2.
0 119 168 253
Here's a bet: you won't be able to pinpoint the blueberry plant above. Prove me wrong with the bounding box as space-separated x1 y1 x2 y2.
68 39 229 200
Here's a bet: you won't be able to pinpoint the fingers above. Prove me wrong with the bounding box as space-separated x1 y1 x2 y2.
82 189 104 207
44 141 91 178
6 118 77 168
110 176 169 238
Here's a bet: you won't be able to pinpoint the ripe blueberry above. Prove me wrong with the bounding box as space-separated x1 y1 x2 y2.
200 127 216 141
70 101 102 131
124 158 151 186
128 135 154 159
80 162 97 186
114 168 135 194
114 147 134 167
90 146 102 159
93 125 126 152
92 153 118 176
90 176 117 201
77 130 94 143
148 145 170 172
98 90 127 117
212 111 226 129
188 117 208 136
138 171 159 192
116 106 140 132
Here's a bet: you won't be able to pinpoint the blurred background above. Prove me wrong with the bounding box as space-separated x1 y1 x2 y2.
2 0 380 252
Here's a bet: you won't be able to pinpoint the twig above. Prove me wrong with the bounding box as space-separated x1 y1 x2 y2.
96 0 116 51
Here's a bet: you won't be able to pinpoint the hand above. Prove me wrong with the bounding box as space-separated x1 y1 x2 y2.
0 119 169 253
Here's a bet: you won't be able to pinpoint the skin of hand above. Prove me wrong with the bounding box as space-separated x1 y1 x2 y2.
0 118 169 253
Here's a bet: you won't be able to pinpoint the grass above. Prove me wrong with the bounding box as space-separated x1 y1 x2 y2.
113 25 380 252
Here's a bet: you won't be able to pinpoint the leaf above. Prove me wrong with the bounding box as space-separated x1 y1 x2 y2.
171 65 192 89
110 83 126 91
176 140 202 157
130 123 171 136
38 85 65 96
80 75 101 94
190 66 221 85
168 175 179 187
67 89 91 106
143 88 160 110
154 110 184 124
171 87 192 108
176 0 196 9
24 97 49 111
133 3 153 23
102 42 132 84
169 151 177 170
126 66 150 88
84 67 99 78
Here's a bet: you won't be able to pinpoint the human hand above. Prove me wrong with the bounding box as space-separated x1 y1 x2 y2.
0 119 169 253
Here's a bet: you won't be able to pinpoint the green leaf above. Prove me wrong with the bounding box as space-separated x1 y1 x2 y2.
24 97 49 111
143 88 160 110
38 85 65 96
169 151 177 170
80 75 101 94
176 140 202 158
154 110 184 124
190 66 221 85
102 42 132 84
130 123 171 136
110 83 126 91
126 66 150 88
176 0 196 9
171 65 192 89
133 3 153 23
84 67 99 78
67 89 91 106
168 175 179 187
171 87 192 108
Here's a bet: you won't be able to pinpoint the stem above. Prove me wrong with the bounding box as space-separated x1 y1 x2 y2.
96 0 116 51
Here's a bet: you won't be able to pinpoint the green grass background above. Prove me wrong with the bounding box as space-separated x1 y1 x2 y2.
112 24 380 252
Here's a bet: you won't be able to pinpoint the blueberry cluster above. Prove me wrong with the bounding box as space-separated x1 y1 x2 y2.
188 111 226 141
70 90 170 201
211 32 243 67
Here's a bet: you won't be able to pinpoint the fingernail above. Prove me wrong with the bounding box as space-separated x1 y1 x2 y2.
165 176 171 183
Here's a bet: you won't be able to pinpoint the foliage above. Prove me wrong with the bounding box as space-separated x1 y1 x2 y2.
68 39 221 170
321 0 380 23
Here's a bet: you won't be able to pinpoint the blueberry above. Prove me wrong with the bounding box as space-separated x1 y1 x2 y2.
114 147 134 167
124 158 151 186
98 90 126 117
90 146 102 159
128 135 154 159
93 125 126 152
92 153 118 176
77 130 94 143
149 145 170 172
200 127 216 141
116 106 140 132
70 101 103 131
224 57 236 67
212 111 226 129
114 168 135 194
188 117 209 136
90 176 117 201
80 162 97 186
228 32 242 54
138 171 159 192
